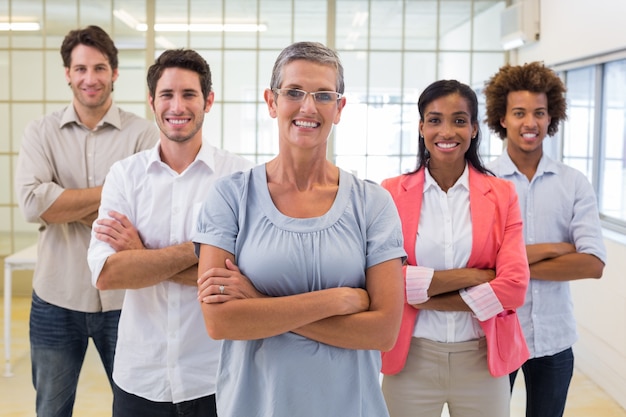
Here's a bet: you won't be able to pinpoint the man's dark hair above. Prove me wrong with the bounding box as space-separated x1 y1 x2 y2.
147 49 212 102
60 25 118 70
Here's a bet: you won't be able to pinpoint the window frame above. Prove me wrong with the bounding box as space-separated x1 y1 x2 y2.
555 50 626 235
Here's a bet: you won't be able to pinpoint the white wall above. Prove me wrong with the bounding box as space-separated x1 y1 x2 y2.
572 233 626 410
514 0 626 66
514 0 626 410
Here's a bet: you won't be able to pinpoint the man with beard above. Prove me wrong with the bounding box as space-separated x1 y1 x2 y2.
87 49 253 417
15 25 158 417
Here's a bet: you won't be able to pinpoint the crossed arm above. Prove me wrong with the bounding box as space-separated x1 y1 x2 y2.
414 242 604 313
526 243 604 281
93 210 198 290
196 244 404 351
412 268 495 312
41 186 103 226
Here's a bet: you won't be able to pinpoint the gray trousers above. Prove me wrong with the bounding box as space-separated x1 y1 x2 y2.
382 337 510 417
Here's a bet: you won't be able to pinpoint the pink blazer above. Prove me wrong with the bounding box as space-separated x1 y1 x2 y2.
381 167 530 377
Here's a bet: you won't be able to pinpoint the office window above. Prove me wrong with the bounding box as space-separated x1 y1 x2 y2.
333 0 505 183
600 60 626 225
556 57 626 232
0 0 506 255
475 86 505 163
563 66 596 182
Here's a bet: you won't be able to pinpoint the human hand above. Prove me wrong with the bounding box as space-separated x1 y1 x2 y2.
78 210 98 226
93 210 144 252
553 242 577 256
197 258 265 304
334 287 370 315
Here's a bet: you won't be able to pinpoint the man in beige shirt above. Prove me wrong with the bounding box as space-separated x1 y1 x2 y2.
15 25 157 417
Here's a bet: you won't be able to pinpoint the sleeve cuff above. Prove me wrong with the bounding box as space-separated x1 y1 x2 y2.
405 265 434 304
459 283 504 321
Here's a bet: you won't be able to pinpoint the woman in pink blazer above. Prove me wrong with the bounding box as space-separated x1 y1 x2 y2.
380 80 530 417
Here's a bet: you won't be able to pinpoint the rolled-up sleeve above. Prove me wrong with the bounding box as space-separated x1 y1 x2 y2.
405 265 434 304
460 283 504 321
15 121 65 224
570 174 607 264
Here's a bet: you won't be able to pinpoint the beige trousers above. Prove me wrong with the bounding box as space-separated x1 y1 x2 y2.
382 337 510 417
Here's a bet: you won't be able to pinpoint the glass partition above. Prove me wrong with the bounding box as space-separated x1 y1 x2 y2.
0 0 506 255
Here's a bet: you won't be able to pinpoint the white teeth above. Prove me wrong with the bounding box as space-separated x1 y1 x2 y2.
437 142 457 149
522 133 536 138
169 119 188 125
294 120 318 128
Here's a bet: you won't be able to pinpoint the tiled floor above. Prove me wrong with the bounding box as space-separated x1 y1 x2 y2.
1 296 625 417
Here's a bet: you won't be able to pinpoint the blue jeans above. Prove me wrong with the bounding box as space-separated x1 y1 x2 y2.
112 382 217 417
30 291 121 417
509 348 574 417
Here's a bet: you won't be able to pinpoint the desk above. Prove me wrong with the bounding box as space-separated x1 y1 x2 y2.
3 244 37 377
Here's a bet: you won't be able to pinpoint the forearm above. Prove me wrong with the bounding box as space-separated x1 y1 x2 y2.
198 245 354 340
413 291 471 312
96 242 198 290
41 186 103 224
168 265 199 286
530 252 604 281
294 259 404 351
526 243 576 265
77 211 99 226
428 268 495 297
292 309 397 351
202 287 365 341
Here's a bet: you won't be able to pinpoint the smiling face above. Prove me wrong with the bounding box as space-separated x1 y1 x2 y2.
65 44 118 112
500 90 551 160
149 67 213 144
264 59 346 153
419 92 477 171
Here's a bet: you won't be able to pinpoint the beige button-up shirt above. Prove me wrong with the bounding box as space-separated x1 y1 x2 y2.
15 103 158 312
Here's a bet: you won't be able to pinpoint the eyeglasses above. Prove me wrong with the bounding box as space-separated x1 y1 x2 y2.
272 88 343 105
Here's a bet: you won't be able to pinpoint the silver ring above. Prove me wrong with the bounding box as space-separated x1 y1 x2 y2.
219 285 225 294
